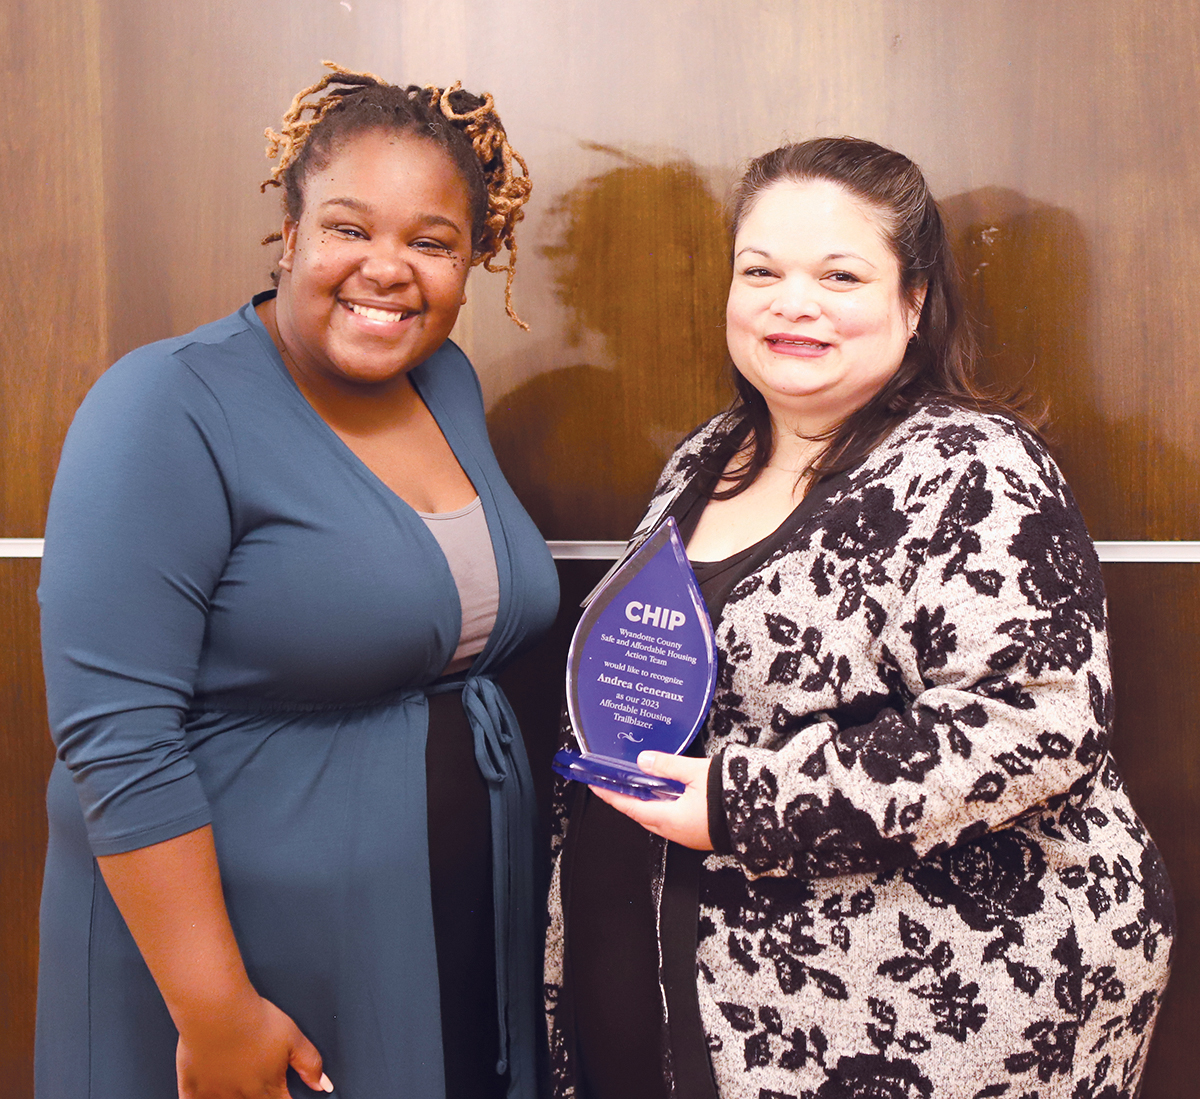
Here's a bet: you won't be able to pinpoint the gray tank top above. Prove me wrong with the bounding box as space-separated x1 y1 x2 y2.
418 496 500 675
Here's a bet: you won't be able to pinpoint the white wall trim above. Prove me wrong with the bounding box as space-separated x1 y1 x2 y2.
5 537 1200 563
0 538 46 558
1090 541 1200 562
545 540 627 560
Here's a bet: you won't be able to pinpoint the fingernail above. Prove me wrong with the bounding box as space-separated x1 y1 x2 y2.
638 751 656 766
320 1073 334 1093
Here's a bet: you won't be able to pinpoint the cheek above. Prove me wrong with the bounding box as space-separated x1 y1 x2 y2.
838 296 910 343
725 289 755 337
432 271 469 313
831 298 881 338
291 231 349 284
724 303 750 362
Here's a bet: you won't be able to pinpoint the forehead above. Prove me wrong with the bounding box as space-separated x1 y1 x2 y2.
300 129 470 217
737 178 893 258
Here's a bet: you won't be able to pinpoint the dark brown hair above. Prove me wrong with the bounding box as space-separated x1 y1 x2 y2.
260 61 532 327
715 136 1042 498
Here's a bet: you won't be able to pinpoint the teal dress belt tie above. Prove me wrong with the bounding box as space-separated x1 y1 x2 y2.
192 675 540 1099
430 674 539 1097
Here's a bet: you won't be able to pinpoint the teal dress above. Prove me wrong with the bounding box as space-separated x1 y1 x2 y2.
36 292 559 1098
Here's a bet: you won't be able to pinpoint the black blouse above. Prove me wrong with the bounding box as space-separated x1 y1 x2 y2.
563 463 845 1099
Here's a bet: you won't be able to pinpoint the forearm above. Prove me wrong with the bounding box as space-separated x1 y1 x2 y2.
714 664 1104 879
97 824 257 1031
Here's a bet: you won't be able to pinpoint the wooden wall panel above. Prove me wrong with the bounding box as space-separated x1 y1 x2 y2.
487 157 731 537
945 185 1200 543
47 0 1200 542
0 0 107 534
1104 564 1200 1099
1 0 106 1092
0 565 52 1096
95 0 354 361
5 1 1199 1095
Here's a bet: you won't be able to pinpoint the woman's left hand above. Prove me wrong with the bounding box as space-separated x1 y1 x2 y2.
589 752 714 850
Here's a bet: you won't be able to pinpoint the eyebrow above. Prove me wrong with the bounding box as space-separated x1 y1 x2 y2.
320 197 466 233
735 246 877 270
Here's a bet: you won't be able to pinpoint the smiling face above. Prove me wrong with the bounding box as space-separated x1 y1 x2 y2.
726 178 925 435
273 128 473 393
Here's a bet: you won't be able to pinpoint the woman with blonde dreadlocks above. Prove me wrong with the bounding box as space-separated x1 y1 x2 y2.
36 63 557 1099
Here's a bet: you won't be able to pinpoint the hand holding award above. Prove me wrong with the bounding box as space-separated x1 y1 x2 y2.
553 518 717 800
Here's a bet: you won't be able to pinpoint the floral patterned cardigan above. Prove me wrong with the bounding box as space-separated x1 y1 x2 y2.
544 402 1174 1099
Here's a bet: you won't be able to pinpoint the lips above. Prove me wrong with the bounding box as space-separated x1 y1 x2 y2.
343 300 416 324
765 333 831 353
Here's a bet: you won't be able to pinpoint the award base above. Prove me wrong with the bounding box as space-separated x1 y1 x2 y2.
552 749 685 801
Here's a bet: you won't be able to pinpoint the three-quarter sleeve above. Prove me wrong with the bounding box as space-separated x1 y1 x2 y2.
39 350 239 855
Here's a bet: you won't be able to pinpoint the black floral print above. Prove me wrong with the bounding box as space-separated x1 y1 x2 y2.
545 404 1173 1099
831 709 941 785
813 1052 933 1098
904 830 1047 933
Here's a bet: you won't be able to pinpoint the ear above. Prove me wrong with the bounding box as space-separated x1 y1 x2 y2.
909 283 928 336
278 218 299 273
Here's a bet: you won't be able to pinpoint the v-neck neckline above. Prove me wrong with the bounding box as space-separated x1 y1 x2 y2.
244 292 507 678
245 291 478 518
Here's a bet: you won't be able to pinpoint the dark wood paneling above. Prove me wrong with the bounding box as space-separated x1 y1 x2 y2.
1 1 105 1092
0 0 107 535
95 0 349 360
945 188 1200 543
5 2 1200 1095
488 156 731 539
0 564 52 1097
1104 564 1200 1099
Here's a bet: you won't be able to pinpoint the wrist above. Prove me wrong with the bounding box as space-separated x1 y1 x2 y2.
167 970 261 1037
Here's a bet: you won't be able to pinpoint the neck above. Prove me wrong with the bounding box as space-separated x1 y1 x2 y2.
255 295 421 435
759 413 827 474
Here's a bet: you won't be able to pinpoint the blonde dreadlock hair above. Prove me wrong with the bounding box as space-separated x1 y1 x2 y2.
261 61 532 328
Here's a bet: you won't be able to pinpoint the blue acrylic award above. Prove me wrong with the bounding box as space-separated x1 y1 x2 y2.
553 518 718 800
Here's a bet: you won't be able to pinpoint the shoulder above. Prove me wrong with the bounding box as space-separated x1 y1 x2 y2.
782 401 1096 599
862 403 1099 602
876 401 1060 487
81 301 269 418
60 304 275 480
831 402 1075 532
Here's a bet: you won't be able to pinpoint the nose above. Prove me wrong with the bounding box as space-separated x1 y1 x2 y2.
771 276 821 322
359 241 416 288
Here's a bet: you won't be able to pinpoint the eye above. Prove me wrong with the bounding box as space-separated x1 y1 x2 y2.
740 266 776 279
412 238 456 254
327 224 367 240
827 270 861 285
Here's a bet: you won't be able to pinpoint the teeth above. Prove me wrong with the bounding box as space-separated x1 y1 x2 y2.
348 302 408 322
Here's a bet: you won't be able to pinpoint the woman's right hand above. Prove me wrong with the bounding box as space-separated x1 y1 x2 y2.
176 990 333 1097
95 827 334 1098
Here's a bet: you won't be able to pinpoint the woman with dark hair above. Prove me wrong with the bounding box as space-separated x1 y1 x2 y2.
545 138 1173 1099
37 63 557 1099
